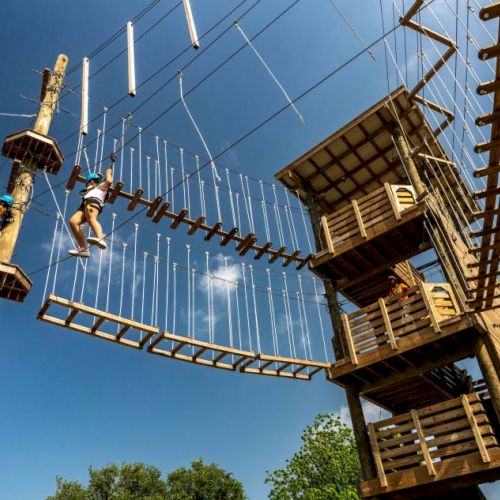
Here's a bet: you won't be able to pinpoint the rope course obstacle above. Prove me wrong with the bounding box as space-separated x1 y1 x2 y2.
2 1 500 496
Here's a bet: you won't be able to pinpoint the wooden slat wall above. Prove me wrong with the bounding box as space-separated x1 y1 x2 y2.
369 393 498 486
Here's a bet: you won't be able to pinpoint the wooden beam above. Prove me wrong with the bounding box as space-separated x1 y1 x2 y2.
367 423 388 488
352 199 367 238
418 283 441 333
321 216 335 254
411 409 437 477
462 394 491 463
378 298 398 350
342 314 358 365
480 2 500 21
384 182 402 220
479 42 500 61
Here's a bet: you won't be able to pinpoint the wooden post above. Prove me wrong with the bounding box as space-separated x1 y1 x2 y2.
0 54 68 263
303 183 377 482
393 127 426 199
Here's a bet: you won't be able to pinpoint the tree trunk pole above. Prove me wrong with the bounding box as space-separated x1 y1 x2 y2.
303 185 377 482
0 54 68 263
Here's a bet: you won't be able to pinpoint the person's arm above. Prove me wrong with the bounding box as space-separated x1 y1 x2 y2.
101 153 116 190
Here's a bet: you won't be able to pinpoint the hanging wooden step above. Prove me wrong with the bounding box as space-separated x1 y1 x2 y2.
240 353 329 381
480 2 500 21
148 332 255 371
361 392 500 498
38 294 159 349
478 43 500 61
0 261 32 302
65 169 311 269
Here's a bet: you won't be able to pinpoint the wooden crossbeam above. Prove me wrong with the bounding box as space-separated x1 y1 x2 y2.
367 423 388 488
418 283 441 333
171 208 189 229
127 188 143 210
269 245 286 263
479 43 500 61
342 314 358 365
378 298 397 350
352 199 367 238
480 2 500 21
220 226 238 245
146 195 162 218
384 182 402 220
477 80 500 96
152 201 170 223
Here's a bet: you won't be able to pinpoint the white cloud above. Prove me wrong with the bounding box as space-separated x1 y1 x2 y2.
338 400 390 428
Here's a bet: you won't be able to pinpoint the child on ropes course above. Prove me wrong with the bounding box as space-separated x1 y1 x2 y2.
68 153 116 258
0 194 14 236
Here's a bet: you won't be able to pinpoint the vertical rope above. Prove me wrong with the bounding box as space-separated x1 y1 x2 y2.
281 289 293 358
141 252 147 324
155 136 161 197
312 277 328 361
196 155 203 214
272 184 285 246
295 291 307 359
282 272 295 358
259 181 271 241
224 257 234 347
245 176 256 233
70 252 80 302
284 187 299 249
239 173 252 233
105 213 117 311
129 146 134 192
94 246 104 309
180 147 187 209
225 169 237 227
235 192 242 230
205 251 212 342
298 275 313 359
234 281 242 349
200 179 207 215
151 234 160 325
163 140 169 199
131 223 139 319
51 191 69 292
146 156 151 201
241 263 252 351
172 262 178 334
98 107 107 174
297 190 313 254
119 118 126 180
191 267 196 340
118 243 127 322
170 167 175 212
266 269 278 355
249 265 261 353
187 245 192 338
138 126 143 188
93 129 101 174
165 237 171 331
42 214 60 303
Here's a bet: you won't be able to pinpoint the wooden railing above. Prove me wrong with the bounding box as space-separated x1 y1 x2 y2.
363 392 500 496
341 283 460 365
321 183 418 254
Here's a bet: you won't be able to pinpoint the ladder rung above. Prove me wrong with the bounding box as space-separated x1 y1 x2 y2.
204 222 223 241
269 246 287 264
127 188 143 211
220 227 238 246
474 138 500 155
478 43 500 61
480 2 500 21
171 208 189 229
474 185 500 199
477 80 500 96
476 110 500 126
146 196 163 218
171 341 186 355
152 201 170 223
254 242 272 260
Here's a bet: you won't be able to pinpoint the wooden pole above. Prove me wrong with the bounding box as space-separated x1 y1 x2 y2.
393 127 426 199
0 54 68 264
182 0 200 49
81 56 89 134
126 22 136 97
303 184 377 482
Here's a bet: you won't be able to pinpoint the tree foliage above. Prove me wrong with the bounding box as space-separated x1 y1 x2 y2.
47 460 246 500
165 459 246 500
265 414 361 499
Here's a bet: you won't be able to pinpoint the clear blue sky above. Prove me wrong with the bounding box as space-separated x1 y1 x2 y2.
0 1 498 498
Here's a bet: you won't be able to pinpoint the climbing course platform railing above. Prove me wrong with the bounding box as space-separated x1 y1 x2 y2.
66 165 312 269
311 183 427 282
38 294 159 349
361 393 500 498
329 283 476 393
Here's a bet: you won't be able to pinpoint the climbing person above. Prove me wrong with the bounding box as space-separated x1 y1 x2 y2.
0 194 14 236
387 275 409 302
68 153 116 257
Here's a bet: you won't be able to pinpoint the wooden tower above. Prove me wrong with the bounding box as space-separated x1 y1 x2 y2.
274 11 500 491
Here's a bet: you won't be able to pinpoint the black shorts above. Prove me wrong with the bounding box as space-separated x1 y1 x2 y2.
78 197 103 214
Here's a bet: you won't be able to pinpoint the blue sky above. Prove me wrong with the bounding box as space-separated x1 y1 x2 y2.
0 1 498 498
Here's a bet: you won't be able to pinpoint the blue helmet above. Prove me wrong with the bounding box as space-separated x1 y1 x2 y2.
85 173 102 185
0 194 14 207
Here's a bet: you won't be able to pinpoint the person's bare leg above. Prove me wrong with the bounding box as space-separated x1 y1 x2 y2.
85 206 104 240
69 210 86 249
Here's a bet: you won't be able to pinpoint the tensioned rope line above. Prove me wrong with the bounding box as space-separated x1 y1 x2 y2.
26 18 404 280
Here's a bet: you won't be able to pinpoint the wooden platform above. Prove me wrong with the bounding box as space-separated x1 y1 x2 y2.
310 184 428 284
328 283 477 402
149 332 329 380
66 166 312 270
361 393 500 498
0 261 32 302
38 294 159 349
2 129 64 174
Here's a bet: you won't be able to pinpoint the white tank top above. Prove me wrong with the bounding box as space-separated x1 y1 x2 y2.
84 184 107 205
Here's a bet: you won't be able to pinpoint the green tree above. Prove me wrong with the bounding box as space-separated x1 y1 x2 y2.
265 414 361 500
47 462 168 500
165 459 246 500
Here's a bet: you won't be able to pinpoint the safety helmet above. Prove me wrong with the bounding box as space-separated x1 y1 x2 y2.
0 194 14 207
85 173 102 185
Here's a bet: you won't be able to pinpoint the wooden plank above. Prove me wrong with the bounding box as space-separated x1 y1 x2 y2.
367 423 388 488
204 221 223 241
418 282 441 333
152 201 170 223
352 199 367 238
480 2 500 21
342 314 358 365
171 208 189 229
257 353 330 369
411 409 437 476
378 298 398 350
268 245 286 262
321 216 335 254
462 394 491 463
146 195 162 218
65 308 79 325
127 188 143 211
384 182 402 220
219 226 238 245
